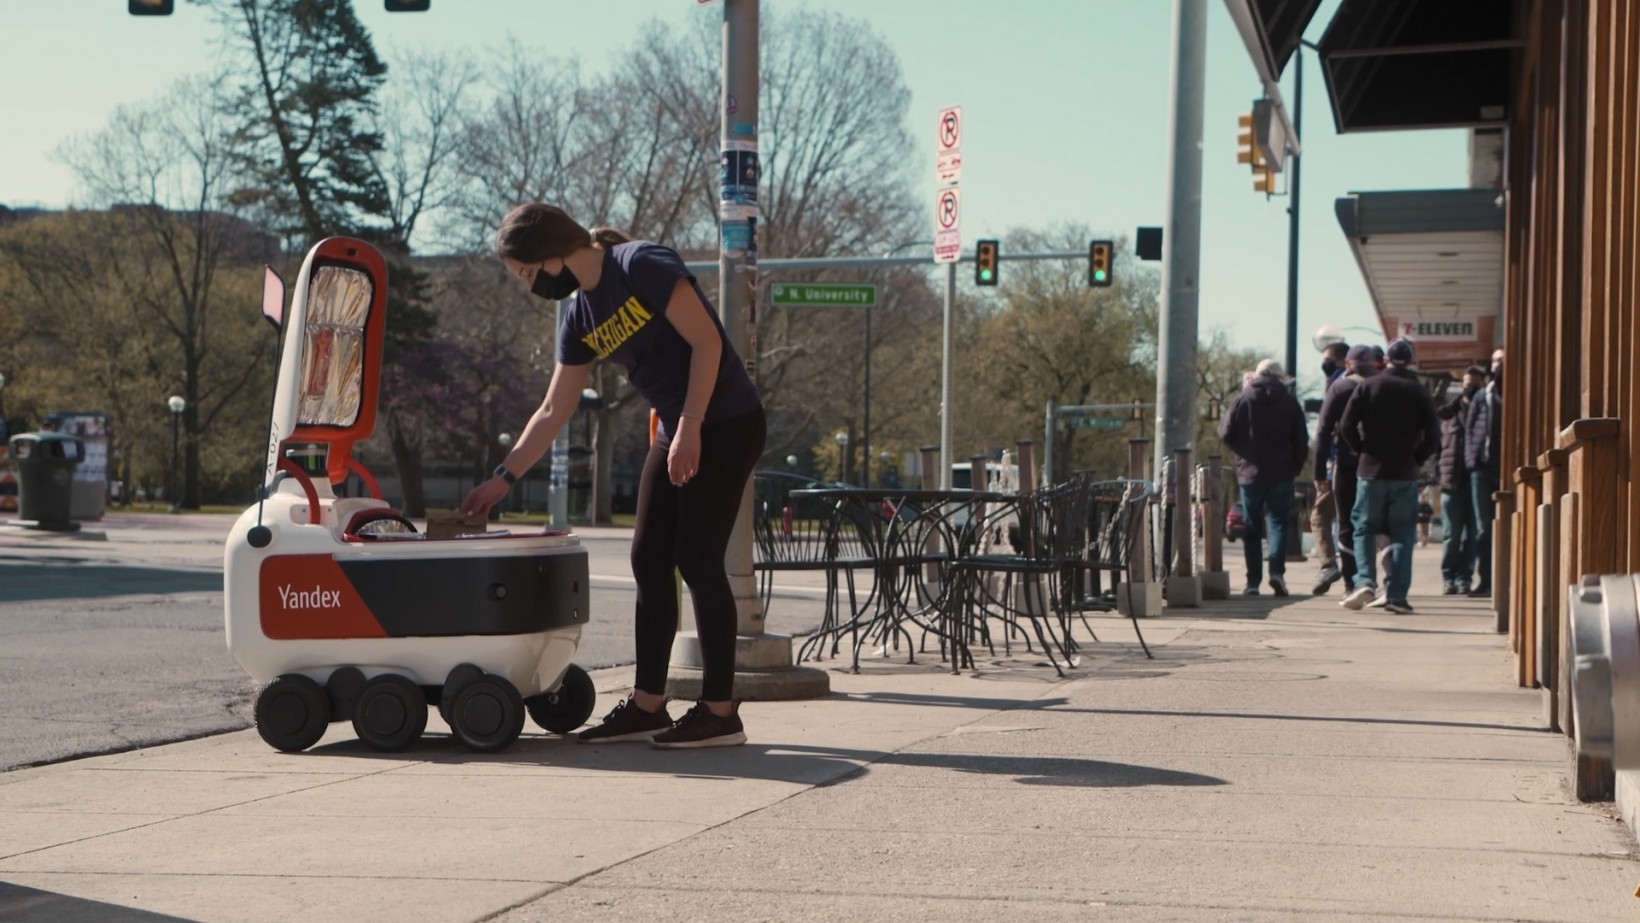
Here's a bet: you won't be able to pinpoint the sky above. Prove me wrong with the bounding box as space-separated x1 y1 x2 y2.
0 0 1468 397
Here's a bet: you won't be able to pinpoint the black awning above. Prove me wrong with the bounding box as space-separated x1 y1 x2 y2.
1319 0 1523 132
1227 0 1326 81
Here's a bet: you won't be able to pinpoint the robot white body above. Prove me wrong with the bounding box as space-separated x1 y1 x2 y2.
223 237 595 754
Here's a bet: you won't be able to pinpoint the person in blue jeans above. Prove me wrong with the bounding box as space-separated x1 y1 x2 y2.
1218 359 1310 597
1338 339 1440 613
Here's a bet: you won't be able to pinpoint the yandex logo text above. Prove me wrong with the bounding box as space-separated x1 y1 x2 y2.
278 583 343 610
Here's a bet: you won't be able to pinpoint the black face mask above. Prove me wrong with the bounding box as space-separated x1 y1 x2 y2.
531 263 580 300
1321 359 1339 378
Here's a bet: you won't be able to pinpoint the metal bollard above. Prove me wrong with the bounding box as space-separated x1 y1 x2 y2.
919 445 939 490
1567 574 1640 767
1127 438 1151 483
1204 456 1223 574
1173 447 1193 578
1016 440 1036 494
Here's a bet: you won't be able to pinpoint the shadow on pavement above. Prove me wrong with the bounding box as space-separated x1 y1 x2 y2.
0 562 220 602
1024 703 1541 734
303 734 1226 789
0 883 203 923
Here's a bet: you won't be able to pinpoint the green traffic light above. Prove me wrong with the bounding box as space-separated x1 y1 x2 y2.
980 269 993 281
1094 270 1107 282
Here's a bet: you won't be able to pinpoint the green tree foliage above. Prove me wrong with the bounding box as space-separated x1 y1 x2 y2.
207 0 390 244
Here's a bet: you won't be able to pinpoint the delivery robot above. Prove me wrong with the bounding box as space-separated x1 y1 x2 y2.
224 237 595 754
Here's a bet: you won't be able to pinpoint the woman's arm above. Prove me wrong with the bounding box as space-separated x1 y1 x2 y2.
459 361 592 516
662 278 724 485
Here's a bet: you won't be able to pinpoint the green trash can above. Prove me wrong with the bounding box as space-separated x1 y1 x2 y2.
9 432 84 530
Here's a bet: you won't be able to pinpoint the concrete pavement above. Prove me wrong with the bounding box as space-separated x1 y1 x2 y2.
3 537 1638 921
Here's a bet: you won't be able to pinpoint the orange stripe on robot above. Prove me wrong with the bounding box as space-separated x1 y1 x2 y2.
258 554 387 640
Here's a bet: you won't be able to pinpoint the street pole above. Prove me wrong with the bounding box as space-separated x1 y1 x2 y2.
549 297 571 528
1154 0 1208 479
1285 45 1303 384
719 0 761 636
863 305 871 487
669 0 827 700
940 260 956 489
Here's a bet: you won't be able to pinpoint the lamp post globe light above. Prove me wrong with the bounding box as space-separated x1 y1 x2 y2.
166 395 186 514
833 430 849 485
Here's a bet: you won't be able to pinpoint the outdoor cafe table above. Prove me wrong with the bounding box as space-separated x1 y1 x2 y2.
790 487 1013 672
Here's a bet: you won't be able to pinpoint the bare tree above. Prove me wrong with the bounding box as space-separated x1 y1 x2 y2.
370 48 481 250
50 74 277 507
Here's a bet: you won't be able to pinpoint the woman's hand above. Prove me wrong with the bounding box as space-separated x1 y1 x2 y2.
459 476 510 518
668 419 702 486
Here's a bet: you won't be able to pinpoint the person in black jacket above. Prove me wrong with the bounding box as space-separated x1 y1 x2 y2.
1338 339 1440 613
1310 345 1378 595
1218 359 1310 597
1464 349 1504 598
1437 366 1485 594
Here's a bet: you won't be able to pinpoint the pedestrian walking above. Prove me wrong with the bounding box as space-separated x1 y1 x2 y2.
1218 359 1310 597
1338 339 1440 614
1308 341 1350 592
462 203 765 748
1438 366 1486 594
1464 350 1504 598
1311 344 1378 594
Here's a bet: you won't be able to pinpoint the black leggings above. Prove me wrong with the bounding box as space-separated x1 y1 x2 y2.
631 407 765 702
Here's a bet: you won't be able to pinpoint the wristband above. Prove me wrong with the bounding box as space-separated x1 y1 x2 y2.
493 464 518 485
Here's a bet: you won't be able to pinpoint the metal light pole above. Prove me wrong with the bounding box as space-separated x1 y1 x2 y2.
0 372 8 442
1154 0 1209 478
834 430 850 484
498 433 515 512
166 395 185 514
941 260 956 488
668 0 826 699
1284 44 1305 384
549 297 572 528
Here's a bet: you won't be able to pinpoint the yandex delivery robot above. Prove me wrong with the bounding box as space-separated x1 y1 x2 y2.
224 237 596 754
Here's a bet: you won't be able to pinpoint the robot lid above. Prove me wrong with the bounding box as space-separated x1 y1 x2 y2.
261 237 387 490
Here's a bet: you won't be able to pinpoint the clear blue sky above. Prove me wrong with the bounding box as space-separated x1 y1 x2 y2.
1 0 1466 396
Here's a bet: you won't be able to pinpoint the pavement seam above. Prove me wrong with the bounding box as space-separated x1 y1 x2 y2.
524 880 1588 922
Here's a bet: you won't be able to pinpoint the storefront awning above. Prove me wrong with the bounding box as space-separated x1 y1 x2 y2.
1318 0 1524 132
1335 188 1504 373
1222 0 1325 83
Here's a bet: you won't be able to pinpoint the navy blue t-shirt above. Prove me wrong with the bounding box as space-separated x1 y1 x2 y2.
556 242 760 436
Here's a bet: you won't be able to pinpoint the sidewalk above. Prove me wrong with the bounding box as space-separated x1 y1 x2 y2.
3 546 1638 922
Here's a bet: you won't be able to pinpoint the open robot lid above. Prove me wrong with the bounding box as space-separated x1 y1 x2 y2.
261 237 387 490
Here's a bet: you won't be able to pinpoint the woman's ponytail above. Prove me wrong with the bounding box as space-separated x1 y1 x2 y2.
590 226 632 247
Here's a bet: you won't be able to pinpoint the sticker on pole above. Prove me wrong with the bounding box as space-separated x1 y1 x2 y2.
933 187 961 263
936 105 962 185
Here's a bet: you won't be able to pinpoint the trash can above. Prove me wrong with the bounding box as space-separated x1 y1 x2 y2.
9 432 84 531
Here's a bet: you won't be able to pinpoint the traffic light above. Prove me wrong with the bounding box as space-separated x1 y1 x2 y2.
128 0 173 14
384 0 431 10
1254 166 1277 195
1088 240 1114 288
974 239 999 286
1237 112 1261 169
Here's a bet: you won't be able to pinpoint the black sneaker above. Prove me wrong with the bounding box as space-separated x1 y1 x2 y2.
1242 584 1261 596
576 696 672 743
1442 582 1460 596
1466 585 1492 598
1269 576 1289 598
651 702 746 749
1384 599 1415 615
1312 564 1342 596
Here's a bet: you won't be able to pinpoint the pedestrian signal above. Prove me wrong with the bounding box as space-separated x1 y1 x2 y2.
1088 240 1114 288
975 239 999 286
